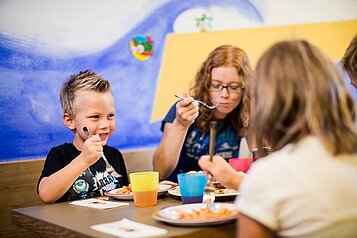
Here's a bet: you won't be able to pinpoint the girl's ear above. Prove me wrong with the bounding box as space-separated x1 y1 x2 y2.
62 113 76 130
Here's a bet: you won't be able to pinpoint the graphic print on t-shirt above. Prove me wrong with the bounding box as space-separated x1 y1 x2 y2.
185 129 206 160
69 168 119 200
94 170 118 192
184 126 239 161
70 169 95 200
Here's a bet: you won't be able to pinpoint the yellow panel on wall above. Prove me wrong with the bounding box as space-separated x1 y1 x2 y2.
152 20 356 121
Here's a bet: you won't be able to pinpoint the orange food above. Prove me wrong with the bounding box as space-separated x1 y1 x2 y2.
97 196 109 201
177 207 238 219
116 185 132 194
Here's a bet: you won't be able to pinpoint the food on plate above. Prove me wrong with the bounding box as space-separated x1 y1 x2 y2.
168 181 237 197
159 180 178 187
214 188 228 194
97 196 109 201
176 207 238 219
212 181 235 194
109 184 171 198
213 181 225 189
116 185 132 194
179 173 233 195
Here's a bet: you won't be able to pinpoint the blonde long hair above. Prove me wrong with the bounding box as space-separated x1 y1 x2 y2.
251 40 357 155
190 45 251 135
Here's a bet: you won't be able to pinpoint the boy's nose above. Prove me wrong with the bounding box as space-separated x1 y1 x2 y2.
100 118 109 128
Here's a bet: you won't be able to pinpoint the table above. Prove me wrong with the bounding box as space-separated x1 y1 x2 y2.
11 194 237 238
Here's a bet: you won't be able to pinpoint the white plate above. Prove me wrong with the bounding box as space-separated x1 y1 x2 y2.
168 186 239 200
105 184 172 200
152 203 239 226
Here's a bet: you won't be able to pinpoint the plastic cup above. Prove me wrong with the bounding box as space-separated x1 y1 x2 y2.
129 171 158 207
177 172 207 204
229 158 253 173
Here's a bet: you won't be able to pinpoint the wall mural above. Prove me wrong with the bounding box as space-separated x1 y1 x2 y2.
0 0 355 162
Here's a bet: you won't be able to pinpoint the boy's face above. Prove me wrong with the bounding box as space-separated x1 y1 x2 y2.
64 90 116 150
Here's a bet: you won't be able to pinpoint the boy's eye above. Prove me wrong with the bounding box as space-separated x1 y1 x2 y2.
108 114 115 119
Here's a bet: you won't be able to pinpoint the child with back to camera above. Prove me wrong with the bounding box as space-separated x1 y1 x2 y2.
236 40 357 237
37 69 128 203
200 37 357 190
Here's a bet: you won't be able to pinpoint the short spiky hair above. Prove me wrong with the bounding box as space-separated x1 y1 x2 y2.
60 69 111 117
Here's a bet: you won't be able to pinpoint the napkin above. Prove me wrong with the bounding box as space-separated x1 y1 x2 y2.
91 218 168 238
69 198 129 209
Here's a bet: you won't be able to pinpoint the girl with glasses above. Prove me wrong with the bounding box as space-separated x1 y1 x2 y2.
153 45 251 184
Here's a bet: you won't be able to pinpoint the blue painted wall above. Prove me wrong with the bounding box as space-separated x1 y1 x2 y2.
0 0 262 161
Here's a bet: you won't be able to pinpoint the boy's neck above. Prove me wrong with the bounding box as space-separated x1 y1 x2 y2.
72 139 83 151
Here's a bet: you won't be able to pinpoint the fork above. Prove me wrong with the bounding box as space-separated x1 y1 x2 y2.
202 121 217 209
83 127 121 178
174 94 219 110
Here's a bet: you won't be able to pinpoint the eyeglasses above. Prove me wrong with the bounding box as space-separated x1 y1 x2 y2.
209 83 245 94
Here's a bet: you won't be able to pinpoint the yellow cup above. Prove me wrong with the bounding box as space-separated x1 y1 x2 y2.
129 171 159 207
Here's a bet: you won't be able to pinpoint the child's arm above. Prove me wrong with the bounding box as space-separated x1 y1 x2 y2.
199 155 246 190
237 214 275 238
153 95 199 180
38 135 103 203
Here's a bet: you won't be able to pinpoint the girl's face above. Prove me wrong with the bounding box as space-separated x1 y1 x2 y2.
67 90 116 150
209 66 244 119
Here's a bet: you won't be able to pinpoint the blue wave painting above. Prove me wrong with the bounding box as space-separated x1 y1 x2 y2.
0 0 262 161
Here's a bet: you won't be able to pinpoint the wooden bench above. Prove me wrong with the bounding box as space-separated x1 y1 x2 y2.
0 148 155 237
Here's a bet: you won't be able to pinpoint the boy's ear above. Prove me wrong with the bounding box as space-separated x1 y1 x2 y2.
62 113 76 130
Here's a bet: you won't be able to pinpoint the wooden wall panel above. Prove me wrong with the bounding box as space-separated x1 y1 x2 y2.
0 159 44 237
0 148 155 237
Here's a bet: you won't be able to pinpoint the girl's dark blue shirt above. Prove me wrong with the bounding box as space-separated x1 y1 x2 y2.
162 103 243 182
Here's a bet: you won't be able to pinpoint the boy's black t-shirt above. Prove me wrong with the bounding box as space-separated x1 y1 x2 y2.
37 143 129 203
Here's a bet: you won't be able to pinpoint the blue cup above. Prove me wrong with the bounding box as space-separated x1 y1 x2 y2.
177 172 207 204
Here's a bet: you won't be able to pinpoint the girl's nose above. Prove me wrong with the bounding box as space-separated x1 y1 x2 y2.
220 87 230 97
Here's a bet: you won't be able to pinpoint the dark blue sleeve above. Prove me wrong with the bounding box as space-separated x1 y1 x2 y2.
160 103 177 132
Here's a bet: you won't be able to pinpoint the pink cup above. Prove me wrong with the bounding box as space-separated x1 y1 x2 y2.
229 158 253 173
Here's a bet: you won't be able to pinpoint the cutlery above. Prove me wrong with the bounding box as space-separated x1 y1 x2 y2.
202 121 217 209
174 94 219 110
82 127 121 177
83 126 91 138
83 126 109 164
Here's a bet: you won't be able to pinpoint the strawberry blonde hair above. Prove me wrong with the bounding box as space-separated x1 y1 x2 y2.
190 45 251 135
